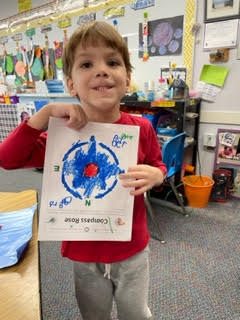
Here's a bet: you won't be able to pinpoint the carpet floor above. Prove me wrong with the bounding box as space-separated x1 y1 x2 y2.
1 168 240 320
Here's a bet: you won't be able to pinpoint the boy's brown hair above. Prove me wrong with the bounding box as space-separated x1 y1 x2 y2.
62 21 133 78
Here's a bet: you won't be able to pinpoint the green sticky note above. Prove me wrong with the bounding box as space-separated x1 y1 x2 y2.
200 64 229 87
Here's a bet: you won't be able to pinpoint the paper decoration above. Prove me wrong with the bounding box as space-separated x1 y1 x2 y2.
103 7 125 19
41 25 52 34
131 0 155 10
11 33 23 42
142 11 149 61
54 41 63 70
25 28 36 38
5 56 14 74
200 64 229 87
139 15 184 58
77 13 96 25
18 0 32 13
31 46 44 81
15 53 26 78
38 118 139 241
58 17 72 29
0 36 8 45
41 25 54 80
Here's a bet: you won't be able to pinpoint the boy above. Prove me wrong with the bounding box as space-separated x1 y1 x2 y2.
0 21 166 320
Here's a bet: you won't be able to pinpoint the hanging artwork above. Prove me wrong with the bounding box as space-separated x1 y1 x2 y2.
0 36 8 84
57 16 71 45
103 7 125 19
55 17 72 80
215 129 240 198
131 0 155 10
30 46 44 81
215 129 240 166
38 118 139 241
11 33 26 87
41 25 54 80
18 0 32 13
21 28 36 86
53 41 64 79
139 15 184 57
77 13 96 25
142 11 149 61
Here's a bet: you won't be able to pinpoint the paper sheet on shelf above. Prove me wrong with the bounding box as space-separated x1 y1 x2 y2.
38 117 139 241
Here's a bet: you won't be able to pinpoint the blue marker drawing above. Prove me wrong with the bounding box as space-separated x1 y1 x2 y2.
61 136 125 200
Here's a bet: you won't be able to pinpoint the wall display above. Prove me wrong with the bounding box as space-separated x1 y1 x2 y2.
199 64 229 87
18 0 32 13
12 33 26 86
77 13 96 25
131 0 155 10
38 118 139 241
196 80 222 102
0 0 196 89
41 25 54 80
215 129 240 167
30 46 44 82
204 0 240 23
215 129 240 198
203 19 238 49
138 15 184 58
103 6 125 19
142 11 149 61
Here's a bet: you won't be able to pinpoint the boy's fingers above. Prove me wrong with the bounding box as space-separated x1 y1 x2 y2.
128 165 148 172
119 172 147 180
130 187 147 196
122 179 146 188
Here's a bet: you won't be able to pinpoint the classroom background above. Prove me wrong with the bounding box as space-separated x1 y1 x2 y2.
0 1 240 319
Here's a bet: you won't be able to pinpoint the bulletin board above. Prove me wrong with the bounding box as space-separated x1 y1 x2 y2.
0 0 196 89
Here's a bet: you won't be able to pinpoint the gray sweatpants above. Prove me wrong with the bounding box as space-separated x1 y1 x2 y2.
73 246 152 320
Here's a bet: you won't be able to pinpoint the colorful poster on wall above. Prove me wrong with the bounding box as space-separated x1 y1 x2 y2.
215 129 240 199
216 129 240 167
38 118 139 241
139 15 184 57
18 0 32 12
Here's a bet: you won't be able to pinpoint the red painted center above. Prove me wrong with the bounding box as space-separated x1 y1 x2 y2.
84 163 99 177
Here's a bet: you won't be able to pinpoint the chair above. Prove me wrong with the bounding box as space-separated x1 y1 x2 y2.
145 132 188 242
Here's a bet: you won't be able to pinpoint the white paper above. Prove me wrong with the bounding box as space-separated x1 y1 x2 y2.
38 117 139 241
203 19 239 49
196 81 221 102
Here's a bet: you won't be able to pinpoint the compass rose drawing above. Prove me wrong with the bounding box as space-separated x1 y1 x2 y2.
61 135 125 200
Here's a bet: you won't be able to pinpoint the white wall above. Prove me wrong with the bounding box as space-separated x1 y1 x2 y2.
192 0 240 177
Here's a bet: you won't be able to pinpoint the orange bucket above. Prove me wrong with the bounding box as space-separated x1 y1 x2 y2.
182 175 214 208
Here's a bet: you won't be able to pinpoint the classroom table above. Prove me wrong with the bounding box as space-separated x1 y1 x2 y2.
0 190 41 320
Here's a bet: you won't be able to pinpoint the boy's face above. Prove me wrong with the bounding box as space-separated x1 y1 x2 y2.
67 41 131 122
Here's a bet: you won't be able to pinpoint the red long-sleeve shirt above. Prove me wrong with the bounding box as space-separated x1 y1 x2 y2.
0 111 166 263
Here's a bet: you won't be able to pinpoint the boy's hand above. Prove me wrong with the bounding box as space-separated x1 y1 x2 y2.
119 164 165 196
50 103 88 130
28 103 88 131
